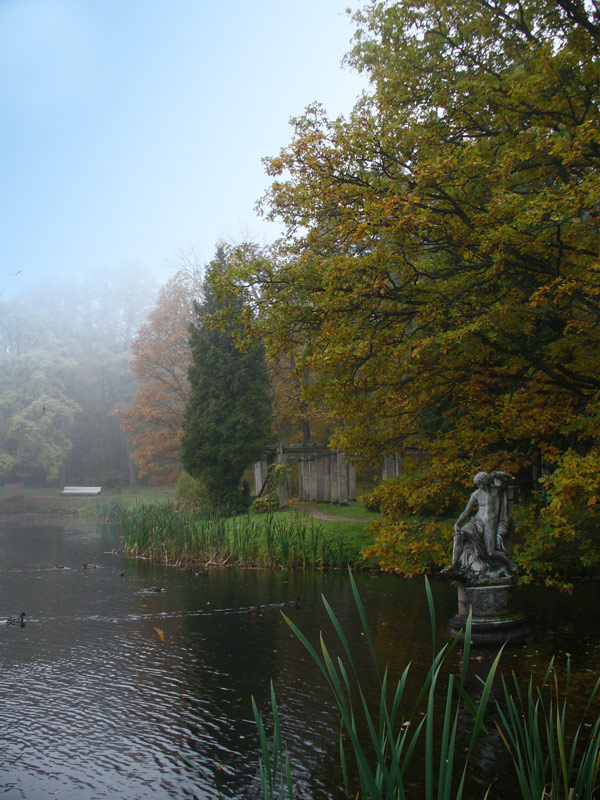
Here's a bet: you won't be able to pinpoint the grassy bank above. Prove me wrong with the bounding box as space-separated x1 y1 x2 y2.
106 501 375 570
0 486 175 516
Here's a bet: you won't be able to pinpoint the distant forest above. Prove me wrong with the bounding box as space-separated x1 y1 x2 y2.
0 249 333 489
0 267 158 487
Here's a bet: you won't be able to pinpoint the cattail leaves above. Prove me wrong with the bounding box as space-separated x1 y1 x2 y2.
496 660 600 800
253 575 600 799
252 683 294 800
257 574 502 799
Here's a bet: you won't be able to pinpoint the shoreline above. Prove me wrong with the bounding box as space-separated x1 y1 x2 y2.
0 495 96 516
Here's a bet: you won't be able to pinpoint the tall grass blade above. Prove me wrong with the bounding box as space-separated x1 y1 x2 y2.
424 575 436 659
252 687 295 800
348 568 382 684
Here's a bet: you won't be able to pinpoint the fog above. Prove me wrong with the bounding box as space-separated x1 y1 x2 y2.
0 267 158 486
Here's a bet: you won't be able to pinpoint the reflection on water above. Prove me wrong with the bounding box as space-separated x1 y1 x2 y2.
1 515 600 799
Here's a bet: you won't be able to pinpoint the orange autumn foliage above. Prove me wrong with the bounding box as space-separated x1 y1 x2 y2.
117 264 203 483
218 1 600 577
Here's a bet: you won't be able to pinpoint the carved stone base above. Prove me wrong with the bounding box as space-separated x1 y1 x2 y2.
449 584 530 645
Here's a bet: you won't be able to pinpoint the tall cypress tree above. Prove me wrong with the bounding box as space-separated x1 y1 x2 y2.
180 251 272 509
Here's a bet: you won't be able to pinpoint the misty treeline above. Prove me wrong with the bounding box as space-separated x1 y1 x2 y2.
0 247 324 490
0 267 157 486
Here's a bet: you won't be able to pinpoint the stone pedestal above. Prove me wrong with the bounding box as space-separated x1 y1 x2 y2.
449 584 530 645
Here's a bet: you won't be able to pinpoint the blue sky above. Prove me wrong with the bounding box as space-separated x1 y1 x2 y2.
0 0 366 294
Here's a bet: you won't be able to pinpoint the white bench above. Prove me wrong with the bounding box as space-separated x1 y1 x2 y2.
61 486 102 496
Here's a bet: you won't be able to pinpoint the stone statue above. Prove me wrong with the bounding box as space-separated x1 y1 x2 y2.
442 471 518 585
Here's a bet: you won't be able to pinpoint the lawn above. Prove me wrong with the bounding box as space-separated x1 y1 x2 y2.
0 485 176 515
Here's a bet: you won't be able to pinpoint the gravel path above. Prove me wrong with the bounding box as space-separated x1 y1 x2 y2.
297 504 366 523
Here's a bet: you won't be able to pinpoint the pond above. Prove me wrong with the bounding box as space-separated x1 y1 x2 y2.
1 515 600 799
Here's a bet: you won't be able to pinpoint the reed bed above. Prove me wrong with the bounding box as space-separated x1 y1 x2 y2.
95 497 128 522
112 501 354 569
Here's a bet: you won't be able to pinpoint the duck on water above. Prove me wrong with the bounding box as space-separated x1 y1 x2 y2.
6 612 26 627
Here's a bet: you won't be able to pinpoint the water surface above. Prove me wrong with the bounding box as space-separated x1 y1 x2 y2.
1 515 600 799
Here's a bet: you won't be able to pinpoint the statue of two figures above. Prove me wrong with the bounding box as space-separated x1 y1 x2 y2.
443 470 518 585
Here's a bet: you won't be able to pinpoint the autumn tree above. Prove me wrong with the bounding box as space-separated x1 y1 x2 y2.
210 244 336 448
117 258 203 483
268 356 335 445
180 252 273 509
221 0 600 574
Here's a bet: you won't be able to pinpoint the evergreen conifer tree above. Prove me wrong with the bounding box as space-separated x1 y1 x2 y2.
180 250 273 510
